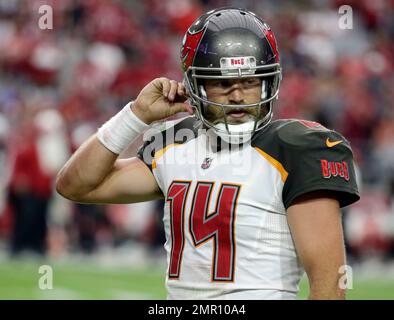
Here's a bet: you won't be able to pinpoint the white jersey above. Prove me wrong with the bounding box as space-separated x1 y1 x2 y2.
137 116 359 299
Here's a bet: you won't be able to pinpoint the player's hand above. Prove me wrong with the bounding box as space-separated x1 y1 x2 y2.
132 77 194 124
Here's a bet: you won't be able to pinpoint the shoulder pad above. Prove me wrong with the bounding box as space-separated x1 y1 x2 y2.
275 119 351 151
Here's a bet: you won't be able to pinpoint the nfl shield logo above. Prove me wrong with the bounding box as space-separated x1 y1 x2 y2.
201 157 213 169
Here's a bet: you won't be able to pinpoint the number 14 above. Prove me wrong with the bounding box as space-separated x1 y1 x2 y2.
166 181 241 281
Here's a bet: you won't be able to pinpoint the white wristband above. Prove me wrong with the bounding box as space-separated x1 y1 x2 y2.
97 101 149 154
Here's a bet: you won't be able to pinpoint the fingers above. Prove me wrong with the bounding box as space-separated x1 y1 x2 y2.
177 82 189 98
156 77 194 115
170 102 194 116
161 79 170 98
158 78 188 101
170 81 194 115
183 103 195 115
168 80 178 101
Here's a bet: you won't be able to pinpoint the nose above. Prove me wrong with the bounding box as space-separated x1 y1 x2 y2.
228 83 244 104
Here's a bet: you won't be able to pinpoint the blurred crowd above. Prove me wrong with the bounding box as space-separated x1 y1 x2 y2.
0 0 393 262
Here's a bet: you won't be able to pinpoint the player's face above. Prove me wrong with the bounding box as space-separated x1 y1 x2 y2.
204 78 262 125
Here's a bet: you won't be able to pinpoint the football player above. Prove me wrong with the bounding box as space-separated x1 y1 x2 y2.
57 7 360 299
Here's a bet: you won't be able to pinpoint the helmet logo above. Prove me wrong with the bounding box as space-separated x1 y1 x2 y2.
263 29 280 62
181 29 205 71
254 18 280 62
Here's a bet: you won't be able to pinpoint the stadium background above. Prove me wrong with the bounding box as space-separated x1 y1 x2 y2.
0 0 393 299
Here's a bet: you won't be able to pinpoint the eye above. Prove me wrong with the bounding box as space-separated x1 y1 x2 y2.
218 80 232 88
243 78 260 87
205 79 231 89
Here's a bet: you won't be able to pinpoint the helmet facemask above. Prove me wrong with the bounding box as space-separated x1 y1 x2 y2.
184 61 281 144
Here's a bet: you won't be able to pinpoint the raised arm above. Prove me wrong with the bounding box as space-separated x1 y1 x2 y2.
287 191 347 300
56 136 161 204
56 77 193 204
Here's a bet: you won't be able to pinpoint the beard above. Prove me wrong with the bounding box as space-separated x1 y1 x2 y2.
204 104 268 125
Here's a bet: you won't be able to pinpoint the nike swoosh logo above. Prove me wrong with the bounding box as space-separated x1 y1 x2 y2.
326 138 343 148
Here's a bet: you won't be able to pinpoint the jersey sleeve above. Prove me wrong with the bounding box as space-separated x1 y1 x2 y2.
279 121 360 209
136 134 156 171
136 116 198 171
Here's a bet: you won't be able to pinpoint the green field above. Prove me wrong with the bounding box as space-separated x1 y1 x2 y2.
0 259 393 299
